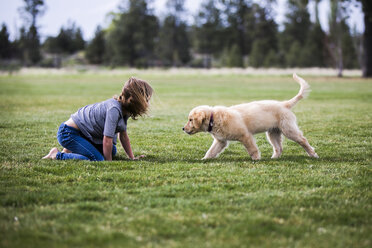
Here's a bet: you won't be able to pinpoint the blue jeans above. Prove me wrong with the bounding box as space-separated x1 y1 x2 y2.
56 123 116 161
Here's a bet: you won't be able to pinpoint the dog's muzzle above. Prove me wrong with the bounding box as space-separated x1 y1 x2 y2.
182 127 193 135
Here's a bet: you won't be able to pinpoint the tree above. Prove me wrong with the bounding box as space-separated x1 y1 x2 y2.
156 0 191 66
248 4 278 67
299 0 327 67
327 0 358 75
43 22 85 54
286 41 302 67
74 28 85 51
193 0 224 54
105 0 159 67
18 0 45 65
192 0 224 67
301 23 327 67
340 21 359 68
263 49 280 67
279 0 311 67
328 0 345 76
15 24 42 65
360 0 372 77
19 0 46 28
351 26 363 70
323 0 371 77
0 24 12 59
250 40 267 67
219 0 279 67
222 0 253 64
25 25 41 64
227 44 244 67
85 26 105 64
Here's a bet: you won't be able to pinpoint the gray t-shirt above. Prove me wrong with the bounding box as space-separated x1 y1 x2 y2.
71 98 129 145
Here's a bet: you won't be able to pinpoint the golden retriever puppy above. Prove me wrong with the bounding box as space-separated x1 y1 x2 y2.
183 73 319 160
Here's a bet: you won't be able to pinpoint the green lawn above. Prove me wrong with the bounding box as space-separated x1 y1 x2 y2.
0 71 371 247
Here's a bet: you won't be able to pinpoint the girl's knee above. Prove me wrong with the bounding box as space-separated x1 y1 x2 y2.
112 145 117 157
89 153 105 161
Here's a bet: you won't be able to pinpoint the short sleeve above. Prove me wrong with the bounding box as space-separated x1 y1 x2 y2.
124 115 129 129
116 115 129 133
103 107 120 138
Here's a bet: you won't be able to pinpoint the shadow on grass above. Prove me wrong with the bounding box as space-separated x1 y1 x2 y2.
113 153 367 165
113 154 323 164
35 153 366 168
202 155 369 163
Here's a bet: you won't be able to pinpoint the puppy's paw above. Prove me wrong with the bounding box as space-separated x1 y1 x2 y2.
312 153 319 159
251 155 261 161
250 152 261 161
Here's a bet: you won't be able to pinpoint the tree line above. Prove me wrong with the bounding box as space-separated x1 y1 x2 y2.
0 0 371 77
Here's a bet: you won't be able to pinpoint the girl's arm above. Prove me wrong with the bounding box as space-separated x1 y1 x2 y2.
119 131 135 160
103 135 113 161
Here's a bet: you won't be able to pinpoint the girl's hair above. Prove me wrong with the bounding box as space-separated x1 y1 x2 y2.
114 77 153 119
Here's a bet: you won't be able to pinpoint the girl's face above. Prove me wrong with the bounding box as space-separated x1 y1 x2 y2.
146 94 151 103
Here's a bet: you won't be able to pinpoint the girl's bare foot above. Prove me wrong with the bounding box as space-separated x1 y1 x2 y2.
42 147 59 159
62 148 72 153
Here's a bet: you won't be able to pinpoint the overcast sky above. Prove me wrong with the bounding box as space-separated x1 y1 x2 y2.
0 0 364 41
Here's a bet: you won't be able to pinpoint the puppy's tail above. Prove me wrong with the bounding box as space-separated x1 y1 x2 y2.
284 73 311 109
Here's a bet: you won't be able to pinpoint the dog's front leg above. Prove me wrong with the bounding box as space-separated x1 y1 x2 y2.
240 133 261 160
202 139 228 160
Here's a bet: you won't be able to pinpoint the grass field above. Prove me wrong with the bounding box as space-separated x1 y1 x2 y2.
0 70 371 247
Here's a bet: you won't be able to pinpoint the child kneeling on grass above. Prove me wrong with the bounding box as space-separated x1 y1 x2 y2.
43 77 153 161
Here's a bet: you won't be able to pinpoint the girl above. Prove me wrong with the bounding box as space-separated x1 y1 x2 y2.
42 77 153 161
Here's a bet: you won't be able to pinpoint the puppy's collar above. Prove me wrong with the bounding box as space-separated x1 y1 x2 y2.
208 112 214 132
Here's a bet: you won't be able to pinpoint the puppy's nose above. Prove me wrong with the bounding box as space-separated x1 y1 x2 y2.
182 127 185 131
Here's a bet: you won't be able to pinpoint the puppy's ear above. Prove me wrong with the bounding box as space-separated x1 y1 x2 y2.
194 111 206 129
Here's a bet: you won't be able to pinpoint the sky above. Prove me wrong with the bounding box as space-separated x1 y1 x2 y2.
0 0 364 41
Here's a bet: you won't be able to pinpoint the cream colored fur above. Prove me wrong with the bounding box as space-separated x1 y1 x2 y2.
183 73 319 160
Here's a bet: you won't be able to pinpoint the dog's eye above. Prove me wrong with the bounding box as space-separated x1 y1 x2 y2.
189 119 192 122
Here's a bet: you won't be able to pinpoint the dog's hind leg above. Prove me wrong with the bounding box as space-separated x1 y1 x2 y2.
202 139 228 160
266 128 283 158
280 120 318 158
240 133 261 160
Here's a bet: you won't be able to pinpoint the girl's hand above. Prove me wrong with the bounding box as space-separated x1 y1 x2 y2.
131 155 146 160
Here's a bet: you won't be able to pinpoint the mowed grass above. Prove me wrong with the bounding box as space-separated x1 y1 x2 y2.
0 71 371 247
